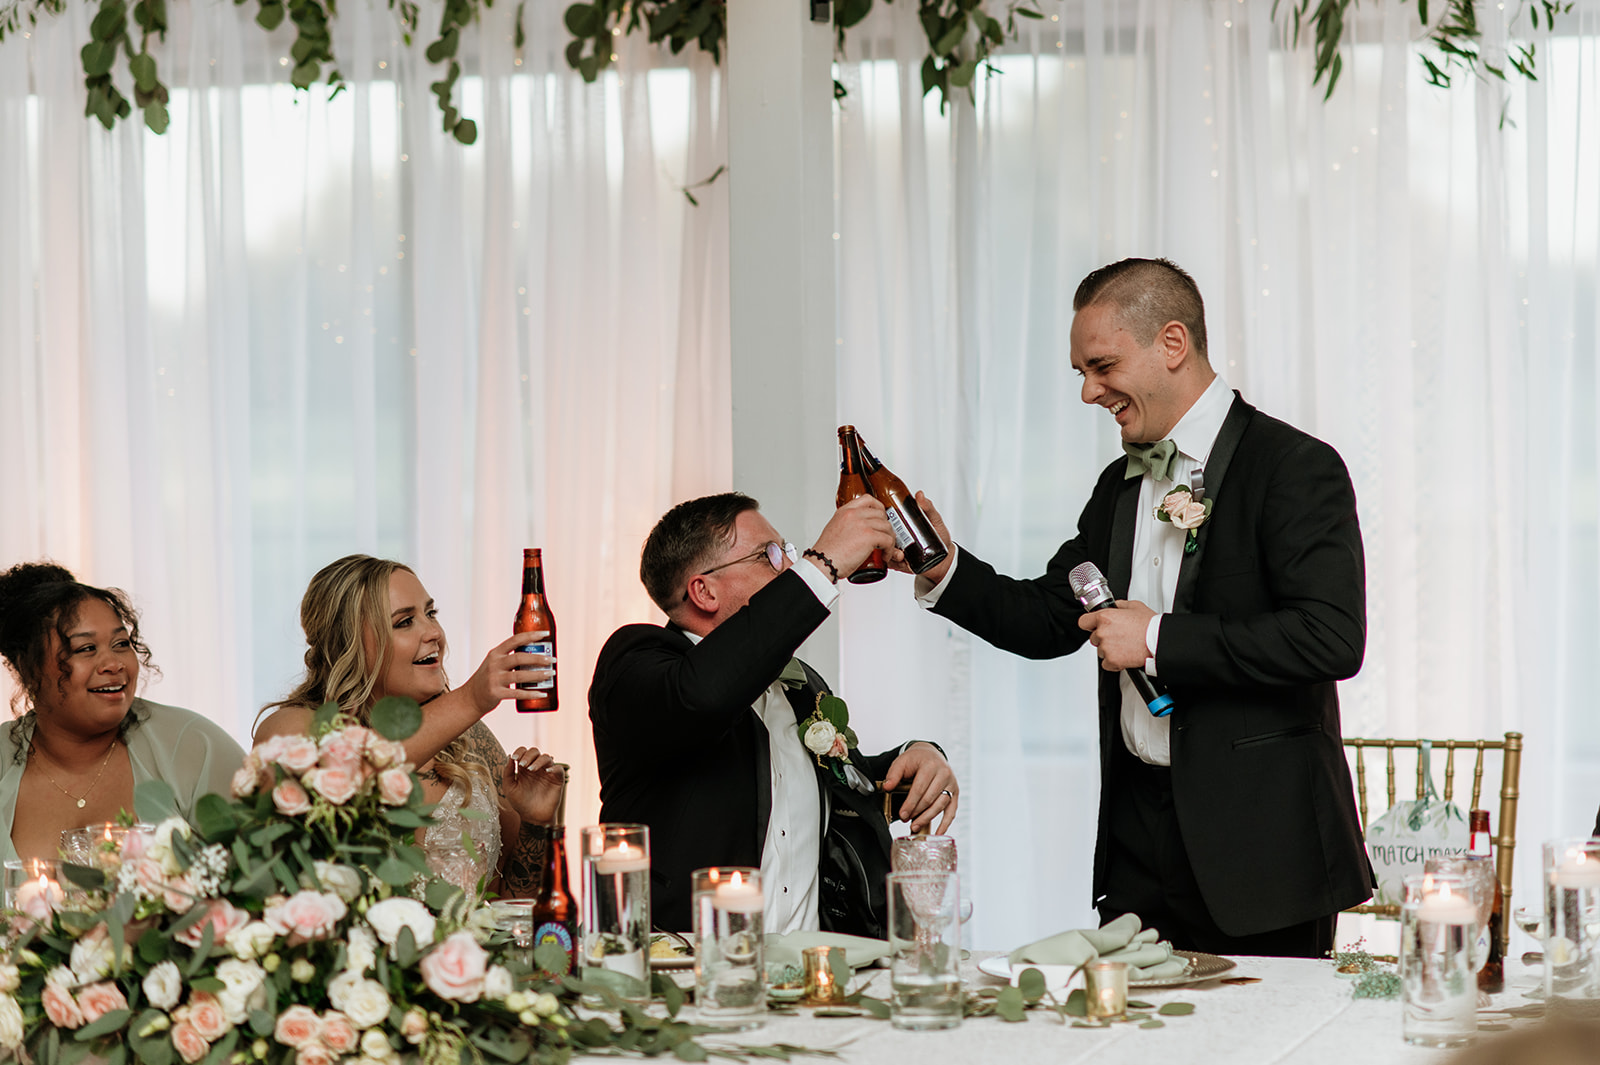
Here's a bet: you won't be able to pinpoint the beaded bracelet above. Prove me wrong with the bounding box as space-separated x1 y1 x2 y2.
802 548 839 583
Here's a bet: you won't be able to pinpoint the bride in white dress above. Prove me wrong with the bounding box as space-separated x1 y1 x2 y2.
256 555 566 898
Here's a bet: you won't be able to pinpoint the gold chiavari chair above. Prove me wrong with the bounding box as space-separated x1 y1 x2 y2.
1343 733 1523 954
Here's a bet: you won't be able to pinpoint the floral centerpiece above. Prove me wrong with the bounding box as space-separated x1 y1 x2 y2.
0 699 811 1065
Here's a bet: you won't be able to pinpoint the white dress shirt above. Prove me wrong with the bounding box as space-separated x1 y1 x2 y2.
916 376 1233 767
684 558 838 933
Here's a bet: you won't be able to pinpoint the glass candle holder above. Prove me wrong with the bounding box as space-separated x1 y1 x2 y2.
886 871 962 1031
691 867 765 1027
3 858 68 923
1401 872 1479 1047
1543 836 1600 1015
1425 854 1493 972
800 946 849 1006
580 823 651 1004
1084 960 1129 1024
489 898 536 974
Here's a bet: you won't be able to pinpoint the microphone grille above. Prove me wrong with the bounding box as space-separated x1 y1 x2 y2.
1068 562 1106 598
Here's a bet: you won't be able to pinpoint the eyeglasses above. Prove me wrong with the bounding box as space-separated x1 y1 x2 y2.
682 541 799 601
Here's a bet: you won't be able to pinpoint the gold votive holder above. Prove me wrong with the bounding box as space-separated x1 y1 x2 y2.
1084 960 1128 1023
800 945 848 1006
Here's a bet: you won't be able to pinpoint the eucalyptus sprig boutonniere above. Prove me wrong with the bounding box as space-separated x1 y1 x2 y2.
1155 485 1213 555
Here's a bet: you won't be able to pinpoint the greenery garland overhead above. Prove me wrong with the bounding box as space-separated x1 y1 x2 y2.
0 0 1576 139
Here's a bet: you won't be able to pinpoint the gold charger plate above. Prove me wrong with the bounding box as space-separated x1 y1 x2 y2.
1130 949 1236 988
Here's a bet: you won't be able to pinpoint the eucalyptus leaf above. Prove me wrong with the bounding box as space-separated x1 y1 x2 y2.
1063 987 1087 1017
129 51 156 90
1017 966 1046 1004
255 0 284 28
1158 1001 1195 1016
134 779 180 825
995 985 1026 1022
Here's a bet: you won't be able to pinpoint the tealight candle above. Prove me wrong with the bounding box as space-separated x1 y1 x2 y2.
712 872 763 913
1084 960 1128 1023
1417 885 1477 924
592 841 649 874
1551 855 1600 888
14 874 64 921
801 945 847 1006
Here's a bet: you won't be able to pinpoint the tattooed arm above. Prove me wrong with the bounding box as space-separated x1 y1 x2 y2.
456 725 563 897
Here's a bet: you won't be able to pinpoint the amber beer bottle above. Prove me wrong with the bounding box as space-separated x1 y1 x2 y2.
836 426 887 584
529 767 578 975
514 548 557 712
856 434 950 574
1468 808 1505 993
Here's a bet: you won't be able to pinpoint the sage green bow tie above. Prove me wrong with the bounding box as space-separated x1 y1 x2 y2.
1124 439 1178 481
778 658 808 689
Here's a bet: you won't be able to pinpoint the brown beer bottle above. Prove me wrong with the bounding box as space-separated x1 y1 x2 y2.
837 426 887 584
529 767 578 976
514 548 557 712
1468 808 1505 993
856 433 950 574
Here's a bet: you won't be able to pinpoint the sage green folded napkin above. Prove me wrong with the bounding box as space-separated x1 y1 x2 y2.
764 930 892 970
1007 913 1184 979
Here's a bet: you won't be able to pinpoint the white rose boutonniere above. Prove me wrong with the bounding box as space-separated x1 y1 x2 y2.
803 720 838 757
794 691 874 794
1155 485 1213 555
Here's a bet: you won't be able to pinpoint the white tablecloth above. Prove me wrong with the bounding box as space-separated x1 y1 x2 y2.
654 953 1543 1065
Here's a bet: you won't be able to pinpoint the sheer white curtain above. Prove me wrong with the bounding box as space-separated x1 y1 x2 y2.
0 0 732 837
835 0 1600 948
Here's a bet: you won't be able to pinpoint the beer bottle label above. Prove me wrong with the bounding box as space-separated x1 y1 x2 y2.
516 642 555 690
533 921 575 974
884 509 915 551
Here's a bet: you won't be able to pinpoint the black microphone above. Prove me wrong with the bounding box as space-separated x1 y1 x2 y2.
1068 562 1174 718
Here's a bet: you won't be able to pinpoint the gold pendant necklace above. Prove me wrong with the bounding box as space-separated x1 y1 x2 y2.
32 739 119 809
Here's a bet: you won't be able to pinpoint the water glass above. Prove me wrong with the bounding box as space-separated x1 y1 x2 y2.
886 871 962 1031
1401 872 1479 1047
691 867 765 1028
1543 837 1600 1016
580 823 651 1003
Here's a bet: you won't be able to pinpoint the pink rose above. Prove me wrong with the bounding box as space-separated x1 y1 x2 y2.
41 984 85 1028
319 1012 359 1054
377 768 413 806
318 733 364 775
419 930 489 1002
276 737 320 774
76 981 128 1023
828 735 849 759
1171 500 1208 530
273 778 313 816
365 737 407 770
306 765 359 805
296 1044 334 1065
251 736 289 766
274 1005 320 1049
184 992 230 1041
231 764 260 798
172 1022 210 1064
121 827 154 860
176 899 250 948
400 1008 428 1044
162 874 197 914
263 891 347 945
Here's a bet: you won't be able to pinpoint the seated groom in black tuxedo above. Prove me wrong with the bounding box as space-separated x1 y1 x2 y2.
906 257 1373 958
589 492 958 936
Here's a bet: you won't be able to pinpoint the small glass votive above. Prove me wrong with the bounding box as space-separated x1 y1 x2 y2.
61 822 156 870
580 823 651 1004
1401 872 1479 1048
4 858 68 922
800 946 848 1006
692 867 765 1028
1543 837 1600 1015
1083 960 1128 1024
489 898 536 973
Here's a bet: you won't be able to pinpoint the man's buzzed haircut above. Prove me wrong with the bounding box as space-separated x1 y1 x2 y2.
640 492 761 614
1073 257 1208 360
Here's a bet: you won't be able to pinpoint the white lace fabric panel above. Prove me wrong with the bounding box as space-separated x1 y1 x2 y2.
423 775 502 894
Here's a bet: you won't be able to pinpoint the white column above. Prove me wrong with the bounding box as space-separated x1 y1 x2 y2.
726 0 839 679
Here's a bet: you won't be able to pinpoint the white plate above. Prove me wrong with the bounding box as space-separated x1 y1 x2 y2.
977 950 1236 990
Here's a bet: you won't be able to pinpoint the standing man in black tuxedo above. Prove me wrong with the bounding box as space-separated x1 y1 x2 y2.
589 492 959 936
908 258 1372 957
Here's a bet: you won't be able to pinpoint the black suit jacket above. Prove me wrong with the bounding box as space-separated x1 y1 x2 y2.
934 393 1374 935
589 569 899 934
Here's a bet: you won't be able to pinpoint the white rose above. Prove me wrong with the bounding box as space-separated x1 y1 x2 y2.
803 720 837 757
150 817 192 876
327 969 362 1012
483 965 513 1001
46 965 76 990
226 920 277 961
0 993 23 1049
0 965 17 993
312 862 363 903
364 898 436 952
360 1030 394 1060
143 960 183 1010
345 925 378 973
69 928 115 983
215 959 267 1023
340 979 391 1029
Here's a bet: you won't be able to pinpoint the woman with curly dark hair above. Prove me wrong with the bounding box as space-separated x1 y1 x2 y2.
0 562 246 861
